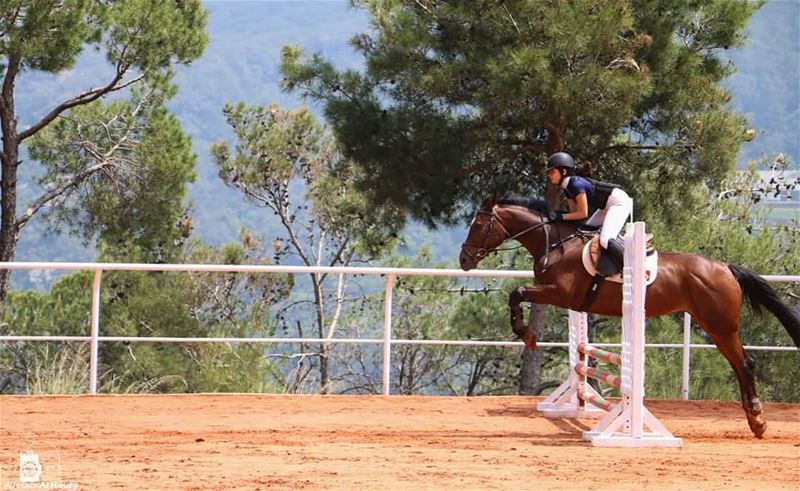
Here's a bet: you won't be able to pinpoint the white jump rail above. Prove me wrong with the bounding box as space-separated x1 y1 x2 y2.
0 262 796 396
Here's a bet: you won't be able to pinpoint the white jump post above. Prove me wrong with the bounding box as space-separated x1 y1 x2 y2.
538 222 682 447
535 310 606 418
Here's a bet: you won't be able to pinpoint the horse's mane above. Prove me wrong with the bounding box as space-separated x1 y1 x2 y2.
497 196 550 215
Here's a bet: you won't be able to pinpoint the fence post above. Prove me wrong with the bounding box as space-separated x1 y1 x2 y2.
89 269 103 395
382 273 396 395
682 313 692 400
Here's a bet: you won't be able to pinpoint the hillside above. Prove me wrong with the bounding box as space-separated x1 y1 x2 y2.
726 0 799 165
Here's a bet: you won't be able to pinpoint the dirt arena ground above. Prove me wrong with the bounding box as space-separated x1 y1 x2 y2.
1 395 798 490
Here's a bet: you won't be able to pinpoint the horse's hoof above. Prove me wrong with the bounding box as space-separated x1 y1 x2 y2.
748 415 767 439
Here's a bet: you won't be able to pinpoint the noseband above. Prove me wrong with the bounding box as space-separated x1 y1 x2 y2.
460 209 509 263
460 207 549 264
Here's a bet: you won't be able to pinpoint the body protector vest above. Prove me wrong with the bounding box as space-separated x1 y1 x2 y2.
563 176 623 211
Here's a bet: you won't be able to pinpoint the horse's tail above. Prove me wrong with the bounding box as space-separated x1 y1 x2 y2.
728 264 800 348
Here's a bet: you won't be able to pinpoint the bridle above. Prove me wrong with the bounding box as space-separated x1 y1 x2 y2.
460 206 550 264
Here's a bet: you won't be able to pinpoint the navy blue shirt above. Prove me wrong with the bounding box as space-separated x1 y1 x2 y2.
563 176 593 201
562 176 615 211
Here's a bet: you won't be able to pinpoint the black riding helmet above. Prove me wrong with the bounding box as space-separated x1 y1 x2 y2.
546 152 575 171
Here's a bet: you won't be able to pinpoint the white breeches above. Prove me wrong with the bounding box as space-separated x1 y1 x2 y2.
584 188 633 248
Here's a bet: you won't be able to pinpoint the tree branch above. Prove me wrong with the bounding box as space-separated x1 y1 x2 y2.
457 142 544 178
314 228 326 267
18 68 143 142
319 236 350 283
604 143 695 151
16 160 108 230
324 272 347 340
275 199 315 267
15 91 151 230
413 0 433 15
502 4 521 35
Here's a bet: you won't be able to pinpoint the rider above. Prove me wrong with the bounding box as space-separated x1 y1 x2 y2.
545 151 632 272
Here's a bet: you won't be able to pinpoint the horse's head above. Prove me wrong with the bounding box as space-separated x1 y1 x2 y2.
459 195 508 271
460 195 551 271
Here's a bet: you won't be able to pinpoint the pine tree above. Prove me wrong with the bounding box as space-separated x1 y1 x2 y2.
281 0 761 224
0 0 209 305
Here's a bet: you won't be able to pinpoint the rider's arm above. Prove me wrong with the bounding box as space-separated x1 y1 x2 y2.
563 193 589 221
567 199 577 212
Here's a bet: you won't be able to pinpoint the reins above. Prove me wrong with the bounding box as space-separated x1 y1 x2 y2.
461 205 590 269
460 206 550 264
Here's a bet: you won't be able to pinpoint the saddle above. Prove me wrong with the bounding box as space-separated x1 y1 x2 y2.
578 234 658 311
583 235 656 279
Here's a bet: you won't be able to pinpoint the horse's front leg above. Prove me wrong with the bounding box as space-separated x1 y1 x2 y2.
509 284 561 351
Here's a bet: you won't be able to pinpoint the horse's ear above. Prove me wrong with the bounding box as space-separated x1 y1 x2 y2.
483 194 497 209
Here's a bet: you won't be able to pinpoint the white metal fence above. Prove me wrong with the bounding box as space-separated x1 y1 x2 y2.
0 262 797 398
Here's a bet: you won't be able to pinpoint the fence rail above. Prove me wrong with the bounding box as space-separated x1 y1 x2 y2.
0 262 797 397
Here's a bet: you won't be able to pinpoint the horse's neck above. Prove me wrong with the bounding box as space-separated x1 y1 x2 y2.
500 208 549 257
502 208 580 258
548 222 581 246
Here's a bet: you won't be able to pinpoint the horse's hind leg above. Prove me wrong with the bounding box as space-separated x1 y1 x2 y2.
705 328 766 438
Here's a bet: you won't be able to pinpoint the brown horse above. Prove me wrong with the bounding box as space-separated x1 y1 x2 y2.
459 195 800 438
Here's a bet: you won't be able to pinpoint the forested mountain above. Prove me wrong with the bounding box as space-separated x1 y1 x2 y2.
726 0 799 164
10 0 798 287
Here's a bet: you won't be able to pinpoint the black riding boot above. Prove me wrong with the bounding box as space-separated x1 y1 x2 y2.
580 238 627 311
596 238 624 276
605 238 625 270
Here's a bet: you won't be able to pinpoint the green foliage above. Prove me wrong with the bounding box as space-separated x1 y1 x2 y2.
0 0 207 73
0 0 101 72
27 87 197 261
212 103 404 260
282 0 761 222
95 238 292 393
9 2 796 268
103 0 208 72
0 274 93 392
4 270 94 336
0 0 209 306
22 342 183 394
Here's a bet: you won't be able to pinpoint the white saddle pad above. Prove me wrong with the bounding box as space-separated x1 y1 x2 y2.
581 240 658 286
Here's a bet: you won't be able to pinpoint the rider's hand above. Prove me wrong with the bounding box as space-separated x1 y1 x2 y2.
547 210 564 222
